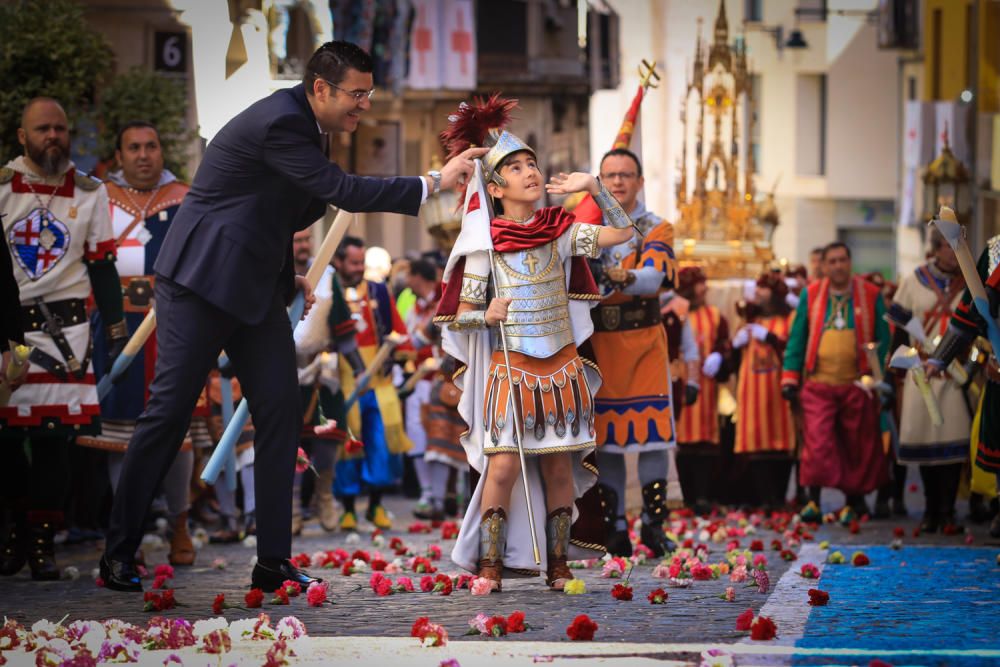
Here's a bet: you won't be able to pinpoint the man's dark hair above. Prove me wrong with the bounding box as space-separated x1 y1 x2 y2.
409 258 437 283
116 121 159 151
304 41 374 94
335 235 365 260
599 148 643 177
809 247 824 257
821 241 852 261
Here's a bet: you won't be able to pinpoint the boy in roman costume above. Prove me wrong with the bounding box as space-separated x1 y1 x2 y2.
436 96 635 592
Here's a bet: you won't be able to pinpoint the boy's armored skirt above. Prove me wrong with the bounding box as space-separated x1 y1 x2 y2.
483 345 596 455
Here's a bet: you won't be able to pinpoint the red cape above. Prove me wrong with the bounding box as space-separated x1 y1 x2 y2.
436 206 599 319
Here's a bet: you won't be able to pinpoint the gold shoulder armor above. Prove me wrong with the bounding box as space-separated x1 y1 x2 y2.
74 171 102 191
0 167 14 185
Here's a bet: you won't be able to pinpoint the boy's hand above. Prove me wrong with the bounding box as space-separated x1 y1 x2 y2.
546 172 599 196
485 298 511 326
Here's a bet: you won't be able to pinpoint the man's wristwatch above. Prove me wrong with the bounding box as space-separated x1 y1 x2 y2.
427 170 442 195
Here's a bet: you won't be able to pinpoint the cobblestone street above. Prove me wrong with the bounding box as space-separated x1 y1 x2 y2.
3 485 1000 665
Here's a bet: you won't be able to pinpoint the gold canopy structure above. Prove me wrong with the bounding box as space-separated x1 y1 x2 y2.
675 0 777 279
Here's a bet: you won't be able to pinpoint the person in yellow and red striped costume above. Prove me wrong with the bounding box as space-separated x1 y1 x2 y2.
674 267 731 515
731 273 796 512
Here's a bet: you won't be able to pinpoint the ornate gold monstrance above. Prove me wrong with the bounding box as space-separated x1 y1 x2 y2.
675 0 776 279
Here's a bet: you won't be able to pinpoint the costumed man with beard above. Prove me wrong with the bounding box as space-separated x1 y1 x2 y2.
782 242 890 521
575 147 677 557
890 229 969 534
402 258 444 519
332 235 414 531
0 98 126 581
674 266 730 514
437 96 636 592
927 229 1000 536
730 273 796 511
75 122 199 566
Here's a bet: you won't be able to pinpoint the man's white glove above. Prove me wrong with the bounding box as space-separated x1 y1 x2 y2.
750 323 769 341
702 351 723 378
732 327 750 349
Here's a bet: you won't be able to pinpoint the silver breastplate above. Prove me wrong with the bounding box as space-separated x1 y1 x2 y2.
493 242 574 358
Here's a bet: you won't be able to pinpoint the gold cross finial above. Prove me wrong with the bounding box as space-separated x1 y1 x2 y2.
639 59 661 91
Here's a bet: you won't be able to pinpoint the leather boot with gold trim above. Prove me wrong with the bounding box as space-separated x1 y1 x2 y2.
640 480 676 557
0 514 26 576
545 506 574 590
598 484 632 557
477 507 507 593
26 513 60 581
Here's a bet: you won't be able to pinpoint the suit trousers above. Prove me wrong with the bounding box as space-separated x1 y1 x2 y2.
106 277 300 561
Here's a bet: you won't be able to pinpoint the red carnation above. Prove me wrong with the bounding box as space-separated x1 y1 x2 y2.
270 588 290 605
351 550 371 563
800 563 820 579
371 559 388 572
780 549 797 562
851 552 870 567
306 581 328 607
154 564 175 579
432 573 453 596
160 589 176 610
647 588 668 604
212 593 226 615
420 575 434 592
735 608 754 631
807 588 830 606
291 553 311 568
611 583 633 601
893 527 905 538
152 574 169 590
375 578 393 597
507 610 526 633
749 540 764 551
282 580 301 597
566 614 598 641
750 615 777 640
411 617 431 638
441 521 459 540
485 615 508 637
691 563 713 580
770 539 782 551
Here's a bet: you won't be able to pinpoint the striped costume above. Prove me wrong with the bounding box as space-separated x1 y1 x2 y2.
676 305 728 447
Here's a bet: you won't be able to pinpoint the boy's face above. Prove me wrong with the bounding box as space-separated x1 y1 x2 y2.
488 151 541 205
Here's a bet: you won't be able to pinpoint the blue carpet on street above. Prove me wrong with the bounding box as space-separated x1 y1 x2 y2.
794 545 1000 666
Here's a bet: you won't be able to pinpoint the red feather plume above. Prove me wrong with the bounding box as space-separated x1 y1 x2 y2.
440 93 519 159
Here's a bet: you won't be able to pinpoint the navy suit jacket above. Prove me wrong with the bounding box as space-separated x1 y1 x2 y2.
154 84 423 324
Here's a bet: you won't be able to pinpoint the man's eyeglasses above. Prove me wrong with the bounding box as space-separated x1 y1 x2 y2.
321 78 375 102
600 172 639 181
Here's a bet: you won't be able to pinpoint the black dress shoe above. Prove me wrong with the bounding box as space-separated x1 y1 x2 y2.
251 559 321 591
100 555 143 592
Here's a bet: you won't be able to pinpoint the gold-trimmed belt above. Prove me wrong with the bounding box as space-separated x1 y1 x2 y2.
21 298 87 331
592 297 661 332
121 276 155 312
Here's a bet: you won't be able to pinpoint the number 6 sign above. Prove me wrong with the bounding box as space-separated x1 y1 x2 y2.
154 31 187 73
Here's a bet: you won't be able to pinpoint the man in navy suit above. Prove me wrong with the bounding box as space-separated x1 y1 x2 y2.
101 41 485 592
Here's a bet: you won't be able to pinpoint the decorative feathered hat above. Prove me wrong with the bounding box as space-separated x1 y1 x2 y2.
440 94 534 188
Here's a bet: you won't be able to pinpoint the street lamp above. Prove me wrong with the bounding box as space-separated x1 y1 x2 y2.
921 131 971 224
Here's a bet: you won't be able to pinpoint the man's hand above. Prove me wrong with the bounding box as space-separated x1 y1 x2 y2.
749 323 769 341
702 351 722 379
781 383 799 405
684 383 700 406
485 298 511 326
439 147 489 191
732 327 750 349
545 172 600 197
105 321 129 371
1 349 30 391
924 358 946 379
604 267 635 290
294 275 316 320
